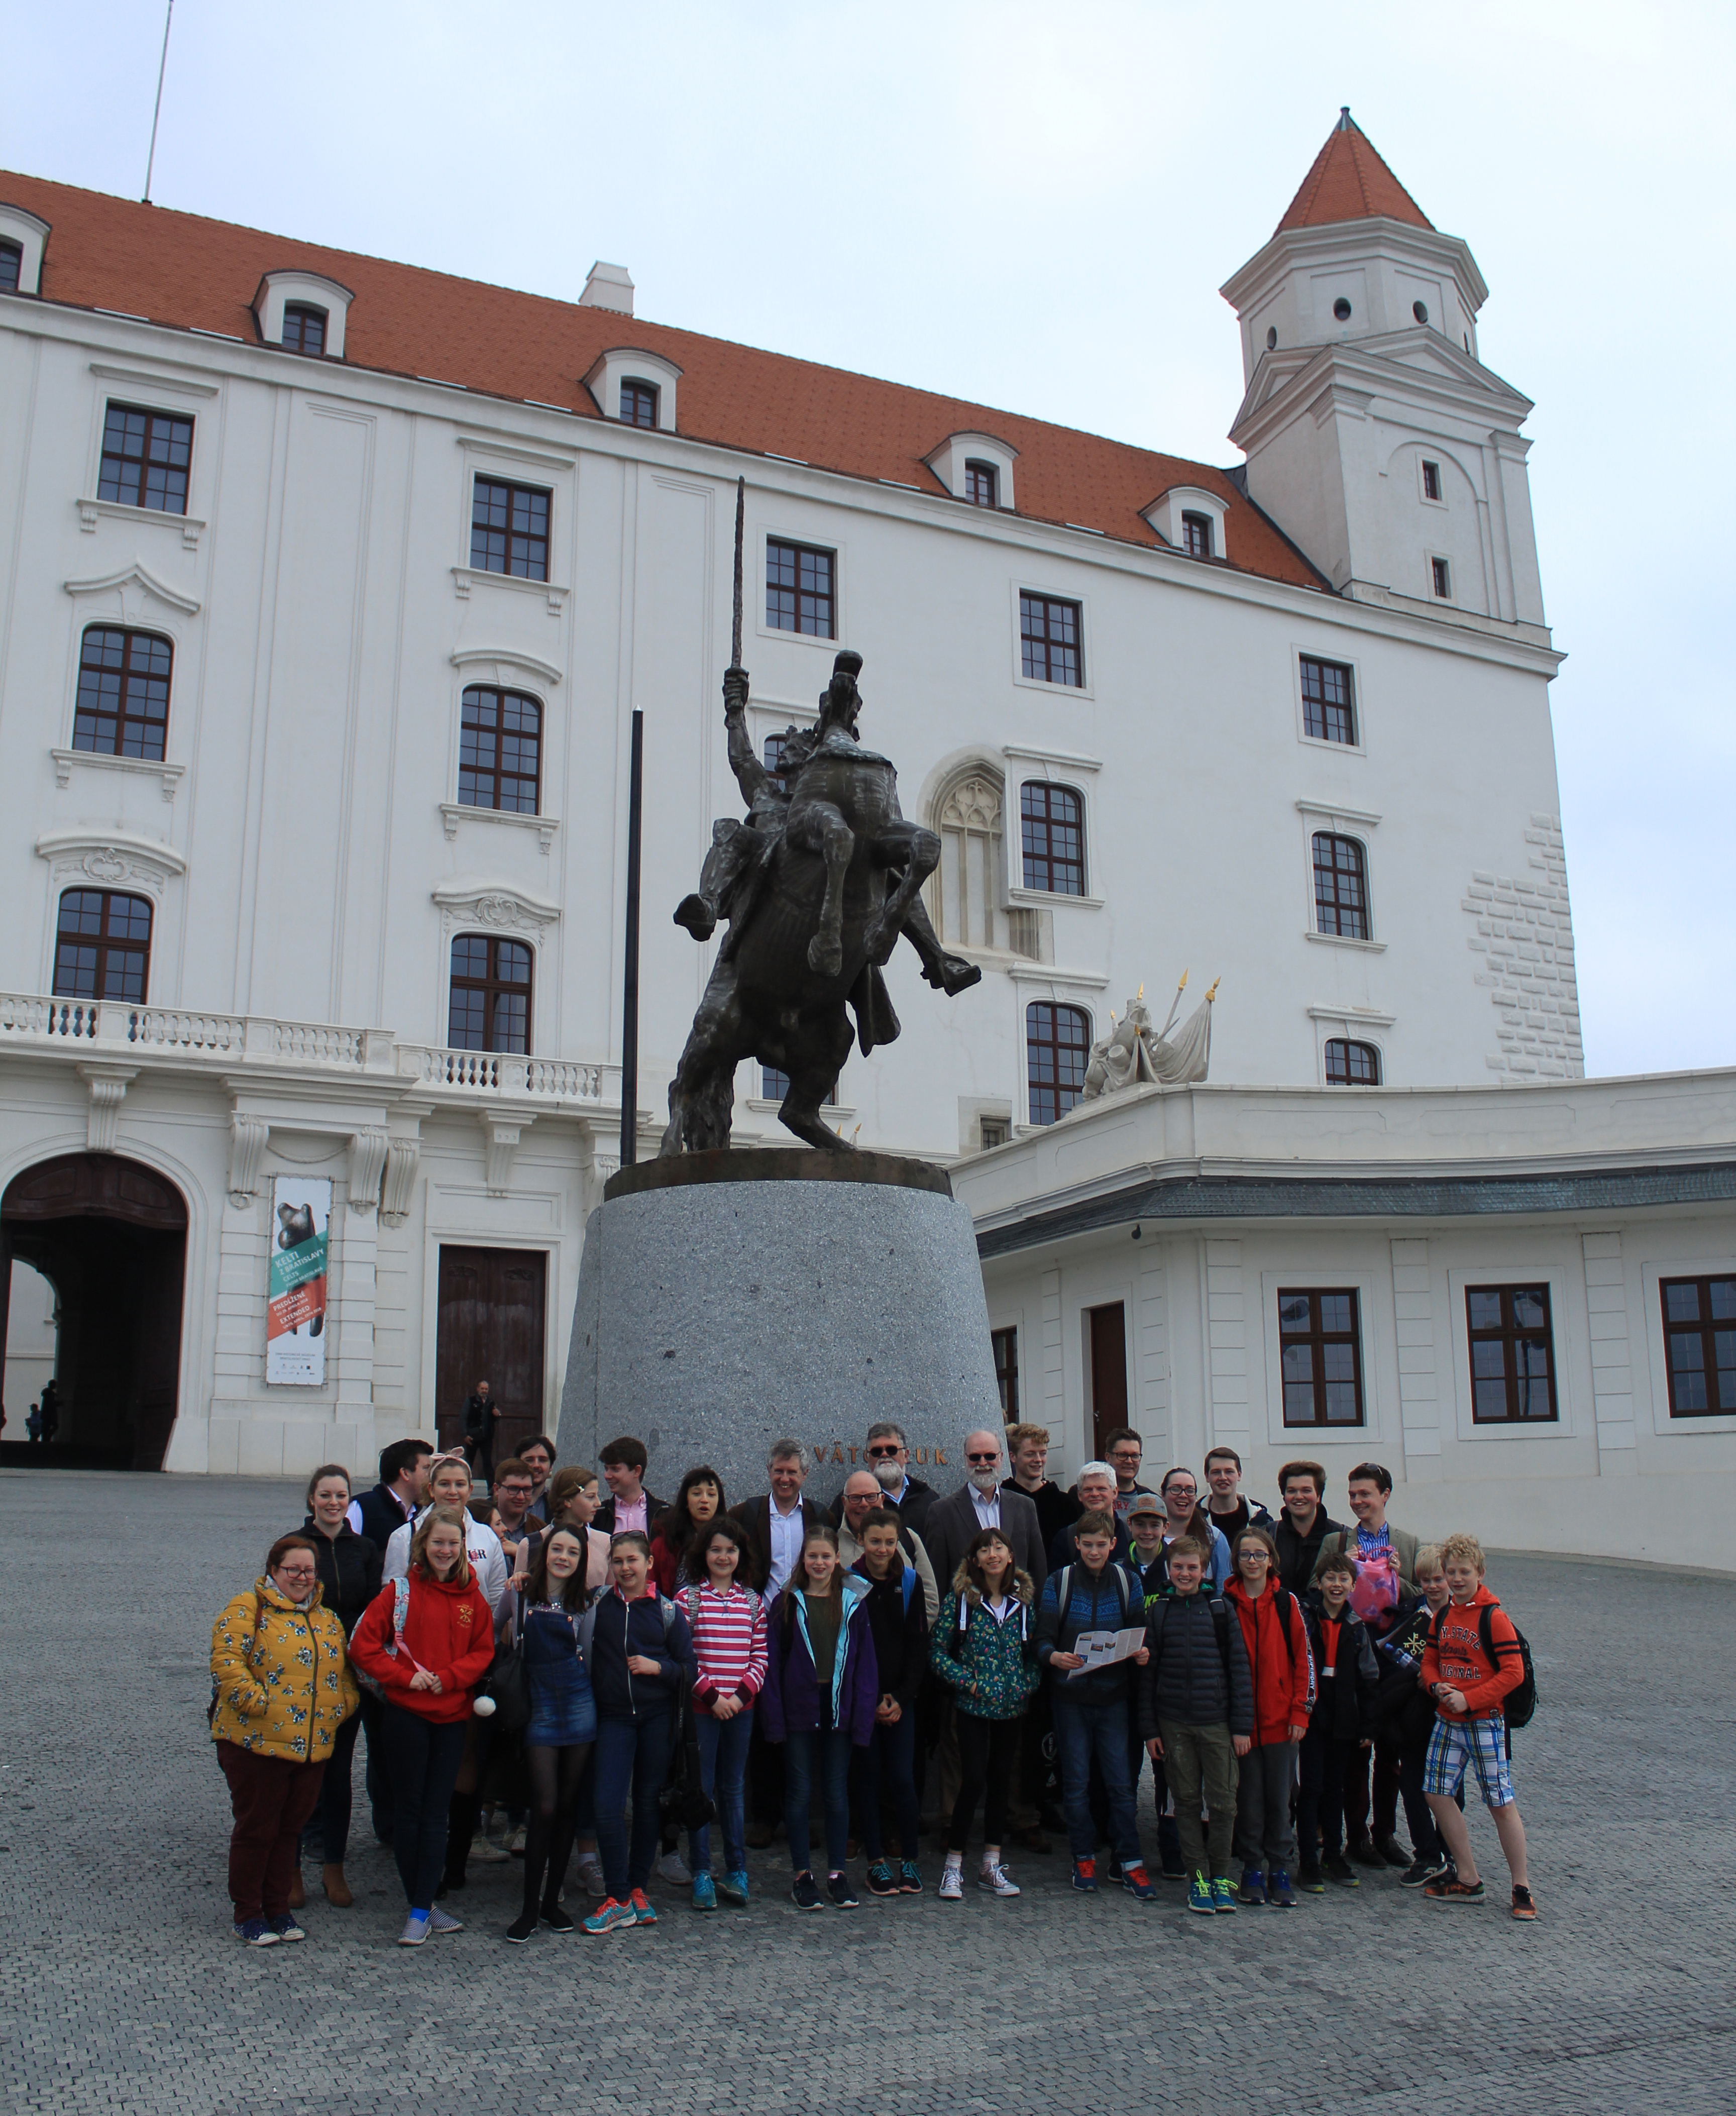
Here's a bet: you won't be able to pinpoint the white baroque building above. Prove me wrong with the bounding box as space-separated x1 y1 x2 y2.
0 117 1728 1559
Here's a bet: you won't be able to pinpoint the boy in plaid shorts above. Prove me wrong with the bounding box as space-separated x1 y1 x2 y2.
1419 1532 1536 1919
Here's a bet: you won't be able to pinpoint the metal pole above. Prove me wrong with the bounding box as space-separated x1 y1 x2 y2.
618 706 645 1166
144 1 175 204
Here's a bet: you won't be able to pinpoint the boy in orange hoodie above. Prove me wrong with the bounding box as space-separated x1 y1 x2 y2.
1418 1532 1536 1919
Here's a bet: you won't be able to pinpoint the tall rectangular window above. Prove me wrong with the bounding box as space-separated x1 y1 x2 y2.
1422 459 1442 501
98 403 193 514
1660 1276 1736 1416
74 625 172 761
1020 594 1082 687
620 379 658 428
1313 832 1369 939
458 687 541 813
448 935 532 1053
470 477 550 581
1431 556 1453 599
0 241 21 294
1026 1001 1090 1125
1019 782 1086 895
1278 1289 1365 1426
53 890 152 1004
965 462 998 507
992 1325 1020 1418
766 539 834 638
1181 511 1213 558
1466 1285 1558 1423
1299 656 1356 744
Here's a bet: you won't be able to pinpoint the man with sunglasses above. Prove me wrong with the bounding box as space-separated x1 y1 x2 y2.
860 1422 939 1546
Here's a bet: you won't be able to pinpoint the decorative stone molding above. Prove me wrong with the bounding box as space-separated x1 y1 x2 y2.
76 1065 136 1153
76 498 206 551
431 881 560 946
1463 815 1585 1082
52 749 185 801
478 1112 527 1197
449 646 563 688
450 565 567 617
347 1128 390 1216
937 771 1003 835
37 830 187 901
228 1112 270 1203
63 561 200 618
438 803 560 854
380 1137 421 1227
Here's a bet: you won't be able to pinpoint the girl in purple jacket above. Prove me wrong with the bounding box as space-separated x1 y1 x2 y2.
761 1528 879 1911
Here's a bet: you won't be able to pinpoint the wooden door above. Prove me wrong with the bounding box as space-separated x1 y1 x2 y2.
1087 1301 1128 1459
435 1246 547 1460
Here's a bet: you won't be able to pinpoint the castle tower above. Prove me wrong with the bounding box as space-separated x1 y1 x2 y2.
1222 110 1545 630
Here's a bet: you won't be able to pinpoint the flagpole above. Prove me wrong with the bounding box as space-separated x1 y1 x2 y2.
618 706 645 1166
144 1 175 204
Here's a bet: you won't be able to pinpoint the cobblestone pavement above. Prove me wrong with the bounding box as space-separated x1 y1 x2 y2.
2 1469 1732 2116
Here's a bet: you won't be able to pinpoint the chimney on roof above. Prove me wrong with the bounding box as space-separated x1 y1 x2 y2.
580 261 634 317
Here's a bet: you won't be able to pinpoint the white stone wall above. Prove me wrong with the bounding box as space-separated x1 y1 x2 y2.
1463 814 1584 1079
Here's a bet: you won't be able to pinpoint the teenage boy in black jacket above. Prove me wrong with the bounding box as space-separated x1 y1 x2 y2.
1296 1553 1380 1890
1273 1460 1346 1601
851 1510 931 1896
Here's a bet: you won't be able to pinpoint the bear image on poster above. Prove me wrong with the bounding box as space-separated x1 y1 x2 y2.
276 1200 325 1337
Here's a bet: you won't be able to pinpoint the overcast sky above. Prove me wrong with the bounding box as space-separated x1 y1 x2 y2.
7 1 1732 1079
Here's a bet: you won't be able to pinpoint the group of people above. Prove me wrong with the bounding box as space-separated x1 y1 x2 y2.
208 1418 1538 1949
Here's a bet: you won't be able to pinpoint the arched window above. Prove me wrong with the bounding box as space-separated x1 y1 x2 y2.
0 241 21 294
932 768 1004 950
448 935 532 1053
1026 1001 1090 1125
1312 832 1369 939
458 686 541 813
53 890 152 1003
1325 1038 1380 1086
281 303 327 355
1020 782 1086 895
74 626 173 760
1180 510 1213 558
965 461 999 507
620 379 659 428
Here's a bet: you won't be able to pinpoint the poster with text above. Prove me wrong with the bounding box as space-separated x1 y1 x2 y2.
266 1176 330 1386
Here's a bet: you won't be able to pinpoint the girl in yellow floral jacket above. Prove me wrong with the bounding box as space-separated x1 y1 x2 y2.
209 1533 359 1945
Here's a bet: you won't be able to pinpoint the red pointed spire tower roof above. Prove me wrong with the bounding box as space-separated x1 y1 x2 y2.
1275 109 1433 235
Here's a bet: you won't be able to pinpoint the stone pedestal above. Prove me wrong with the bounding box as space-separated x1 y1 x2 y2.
557 1148 1001 1503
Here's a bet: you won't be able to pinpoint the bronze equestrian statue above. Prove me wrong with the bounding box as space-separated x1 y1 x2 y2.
662 650 981 1154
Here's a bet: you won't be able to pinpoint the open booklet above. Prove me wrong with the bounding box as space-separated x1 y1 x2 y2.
1065 1626 1147 1676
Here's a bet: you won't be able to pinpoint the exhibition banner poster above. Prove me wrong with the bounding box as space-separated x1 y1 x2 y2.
267 1176 330 1386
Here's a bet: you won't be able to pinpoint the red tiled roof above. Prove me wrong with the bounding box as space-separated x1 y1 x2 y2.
0 171 1327 593
1275 112 1433 236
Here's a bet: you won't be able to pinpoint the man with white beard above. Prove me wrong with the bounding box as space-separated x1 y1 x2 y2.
859 1421 940 1548
923 1430 1047 1595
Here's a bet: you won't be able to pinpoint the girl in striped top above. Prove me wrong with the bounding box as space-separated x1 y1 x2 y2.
681 1516 767 1911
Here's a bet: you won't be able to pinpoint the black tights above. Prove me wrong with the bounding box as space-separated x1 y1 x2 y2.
521 1742 592 1919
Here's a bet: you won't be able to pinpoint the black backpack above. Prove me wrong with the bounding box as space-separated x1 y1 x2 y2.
1480 1602 1538 1733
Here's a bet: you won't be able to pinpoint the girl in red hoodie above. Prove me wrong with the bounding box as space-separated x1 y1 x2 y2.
1225 1525 1314 1908
350 1505 495 1946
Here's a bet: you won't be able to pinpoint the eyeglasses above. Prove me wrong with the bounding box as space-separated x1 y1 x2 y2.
1166 1484 1197 1498
865 1444 902 1459
276 1565 316 1579
965 1452 1000 1466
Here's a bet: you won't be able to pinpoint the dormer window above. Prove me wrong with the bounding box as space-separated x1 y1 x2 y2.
1143 484 1230 561
620 379 659 429
0 204 50 296
281 303 327 356
0 241 20 295
965 461 999 508
924 431 1018 510
1180 511 1214 559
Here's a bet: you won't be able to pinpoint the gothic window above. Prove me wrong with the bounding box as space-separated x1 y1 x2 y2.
1026 1001 1090 1126
1299 656 1356 744
766 539 834 638
1180 511 1213 558
1325 1037 1380 1085
98 403 193 514
933 769 1004 951
1020 594 1082 686
281 303 327 355
53 890 152 1003
1278 1290 1365 1426
1020 782 1086 896
1660 1277 1736 1417
965 461 999 507
74 626 173 761
448 934 532 1053
1466 1285 1558 1423
458 687 541 813
620 379 658 428
1313 832 1369 939
470 477 550 581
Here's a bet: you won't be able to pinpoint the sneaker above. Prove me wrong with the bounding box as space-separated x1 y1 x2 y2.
691 1872 717 1913
1298 1862 1326 1895
1210 1876 1238 1916
827 1872 859 1909
1267 1867 1295 1909
1071 1858 1099 1894
582 1897 636 1935
504 1912 538 1943
539 1900 574 1933
507 1824 527 1857
1121 1863 1157 1903
1160 1856 1187 1881
234 1917 279 1947
468 1834 509 1866
718 1868 750 1907
1377 1835 1412 1869
397 1912 431 1947
791 1872 822 1912
865 1860 900 1897
898 1861 924 1895
939 1864 964 1900
578 1858 607 1901
1323 1852 1360 1888
1237 1867 1267 1908
656 1849 691 1887
1423 1876 1486 1905
628 1888 657 1927
1510 1884 1540 1922
1186 1872 1215 1917
1106 1855 1124 1884
1346 1836 1384 1869
427 1906 464 1934
1400 1855 1449 1888
267 1914 306 1942
979 1861 1021 1898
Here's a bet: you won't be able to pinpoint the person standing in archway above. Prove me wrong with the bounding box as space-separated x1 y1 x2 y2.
38 1378 61 1444
463 1379 501 1486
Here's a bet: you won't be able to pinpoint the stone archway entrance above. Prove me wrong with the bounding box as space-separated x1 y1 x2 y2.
1 1154 187 1470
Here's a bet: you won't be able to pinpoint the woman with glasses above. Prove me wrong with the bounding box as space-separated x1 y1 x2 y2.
209 1533 359 1946
1157 1469 1233 1590
293 1463 382 1910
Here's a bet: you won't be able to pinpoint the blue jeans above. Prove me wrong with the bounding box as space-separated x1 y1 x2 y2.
593 1713 673 1901
692 1708 753 1874
852 1709 920 1862
783 1727 853 1874
1052 1691 1141 1867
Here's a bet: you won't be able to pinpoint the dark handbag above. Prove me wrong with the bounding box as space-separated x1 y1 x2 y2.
479 1593 531 1730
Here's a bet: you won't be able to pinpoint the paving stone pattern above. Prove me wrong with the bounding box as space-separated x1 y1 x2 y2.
2 1469 1732 2116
